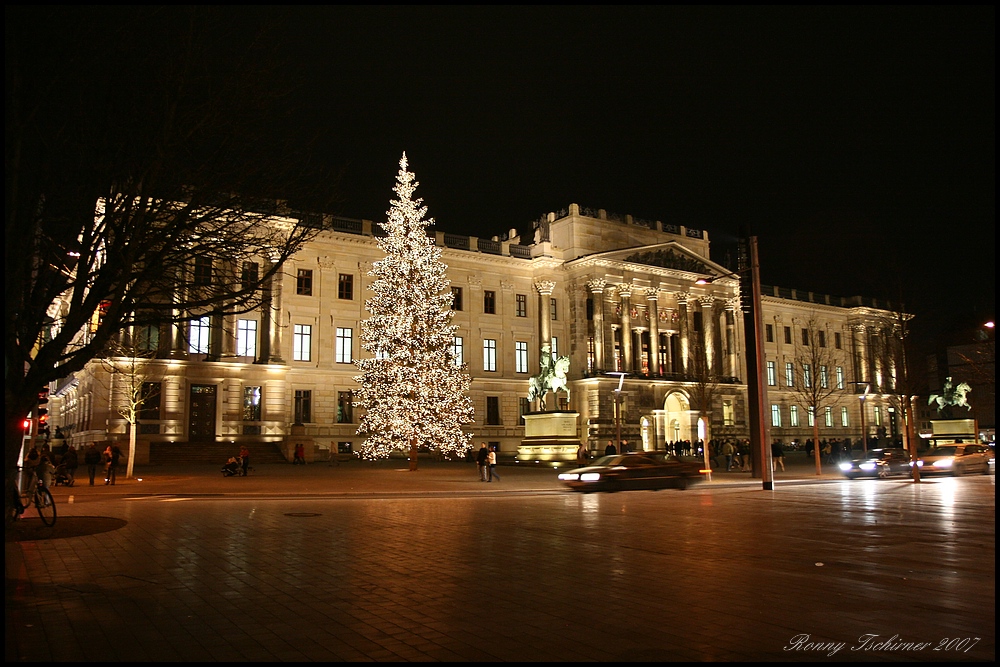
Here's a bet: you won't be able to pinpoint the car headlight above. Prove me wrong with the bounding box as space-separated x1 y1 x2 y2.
859 462 877 471
558 472 580 481
839 462 854 471
580 472 602 482
932 458 954 469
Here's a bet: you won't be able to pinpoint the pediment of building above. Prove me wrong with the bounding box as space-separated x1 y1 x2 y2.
569 241 732 279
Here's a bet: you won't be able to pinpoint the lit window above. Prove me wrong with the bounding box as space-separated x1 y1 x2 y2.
515 341 528 373
841 406 849 427
836 366 844 390
790 405 799 427
723 399 735 426
243 386 261 421
189 316 210 354
785 362 794 387
807 406 815 427
551 337 558 358
336 328 353 363
452 336 464 366
771 404 782 427
803 364 812 388
237 319 257 357
337 391 353 423
820 365 828 389
483 339 497 372
824 406 832 427
766 361 776 386
293 324 312 362
874 406 882 426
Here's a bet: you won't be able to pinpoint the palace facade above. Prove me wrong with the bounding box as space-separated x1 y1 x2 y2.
49 203 912 462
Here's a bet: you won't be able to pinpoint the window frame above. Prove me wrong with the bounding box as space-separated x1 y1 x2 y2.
296 268 313 296
483 339 497 372
293 324 312 362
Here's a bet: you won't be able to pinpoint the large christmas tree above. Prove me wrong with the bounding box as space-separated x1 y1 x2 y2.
354 153 474 469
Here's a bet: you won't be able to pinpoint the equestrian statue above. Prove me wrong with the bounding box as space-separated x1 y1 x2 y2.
528 344 571 411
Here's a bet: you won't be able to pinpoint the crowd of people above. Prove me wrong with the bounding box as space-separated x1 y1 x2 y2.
21 440 123 487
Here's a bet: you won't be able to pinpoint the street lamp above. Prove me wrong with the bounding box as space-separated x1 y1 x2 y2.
607 372 626 454
855 382 871 455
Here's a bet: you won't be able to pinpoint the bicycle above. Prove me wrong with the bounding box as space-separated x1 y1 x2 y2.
6 466 57 527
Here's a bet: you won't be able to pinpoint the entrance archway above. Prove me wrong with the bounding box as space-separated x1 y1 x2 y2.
663 391 693 449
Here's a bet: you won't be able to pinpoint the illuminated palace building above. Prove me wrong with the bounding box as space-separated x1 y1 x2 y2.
50 204 911 462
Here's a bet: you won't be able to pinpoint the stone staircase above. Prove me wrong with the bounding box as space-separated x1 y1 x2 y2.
148 441 288 466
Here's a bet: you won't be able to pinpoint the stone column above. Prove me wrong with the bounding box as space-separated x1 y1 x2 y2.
725 298 739 378
534 279 556 353
700 296 716 375
268 262 285 363
618 283 633 372
587 279 607 372
645 288 660 376
676 292 690 374
853 324 869 386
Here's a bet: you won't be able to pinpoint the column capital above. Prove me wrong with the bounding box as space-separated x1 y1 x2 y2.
674 291 691 305
644 287 660 301
586 278 607 294
617 283 633 299
699 295 716 308
534 279 556 296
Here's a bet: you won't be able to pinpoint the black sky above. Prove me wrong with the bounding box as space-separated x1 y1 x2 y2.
10 6 996 342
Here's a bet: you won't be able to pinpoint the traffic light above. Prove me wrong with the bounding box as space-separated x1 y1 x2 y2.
37 387 50 438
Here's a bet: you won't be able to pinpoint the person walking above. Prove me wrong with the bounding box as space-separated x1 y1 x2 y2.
771 440 785 472
63 444 79 485
487 447 501 482
476 443 489 482
604 440 617 456
722 440 735 471
84 443 101 486
106 444 122 485
293 443 306 465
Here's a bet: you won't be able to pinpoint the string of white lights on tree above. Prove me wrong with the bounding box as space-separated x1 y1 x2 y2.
353 153 475 462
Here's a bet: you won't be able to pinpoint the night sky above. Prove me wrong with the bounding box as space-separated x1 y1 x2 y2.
8 6 995 343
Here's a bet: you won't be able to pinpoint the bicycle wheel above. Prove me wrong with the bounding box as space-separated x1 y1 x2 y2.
34 487 57 526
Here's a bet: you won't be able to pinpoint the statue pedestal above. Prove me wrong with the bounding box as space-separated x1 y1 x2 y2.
518 411 581 462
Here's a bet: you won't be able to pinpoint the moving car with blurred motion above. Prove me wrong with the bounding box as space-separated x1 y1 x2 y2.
557 454 706 493
838 448 913 479
915 444 994 476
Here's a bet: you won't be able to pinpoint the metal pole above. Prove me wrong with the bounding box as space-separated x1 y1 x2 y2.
859 395 867 455
742 234 773 490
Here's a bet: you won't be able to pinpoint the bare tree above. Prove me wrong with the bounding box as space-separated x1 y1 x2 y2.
868 306 926 480
787 317 842 475
96 335 167 481
5 8 330 493
688 340 721 478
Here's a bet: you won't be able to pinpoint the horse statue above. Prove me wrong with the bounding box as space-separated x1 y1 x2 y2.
928 376 972 418
527 345 571 410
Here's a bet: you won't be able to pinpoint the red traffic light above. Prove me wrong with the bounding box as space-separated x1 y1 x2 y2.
22 419 31 431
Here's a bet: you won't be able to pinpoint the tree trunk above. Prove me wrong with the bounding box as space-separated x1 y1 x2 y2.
409 438 418 472
813 422 822 475
127 421 137 479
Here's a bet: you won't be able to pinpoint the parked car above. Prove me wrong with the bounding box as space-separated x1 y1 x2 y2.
838 448 913 479
557 454 706 493
915 444 993 476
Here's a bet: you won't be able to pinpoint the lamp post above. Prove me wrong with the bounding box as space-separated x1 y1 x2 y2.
855 382 871 455
607 372 626 454
696 233 772 490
